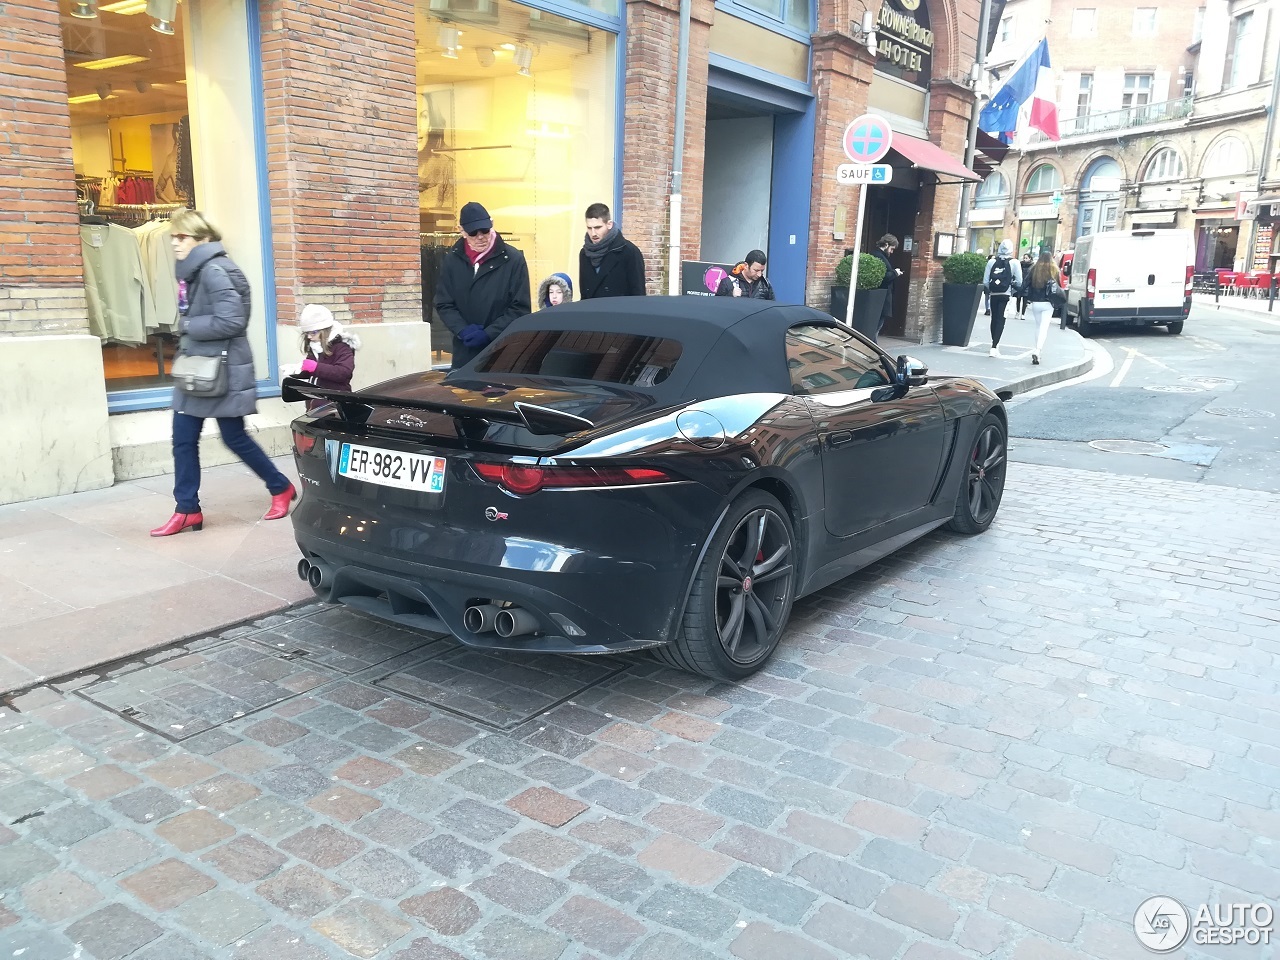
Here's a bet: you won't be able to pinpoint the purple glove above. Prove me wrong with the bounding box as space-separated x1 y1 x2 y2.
300 357 318 374
459 324 490 349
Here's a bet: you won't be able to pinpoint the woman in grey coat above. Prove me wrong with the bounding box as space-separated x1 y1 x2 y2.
151 210 295 536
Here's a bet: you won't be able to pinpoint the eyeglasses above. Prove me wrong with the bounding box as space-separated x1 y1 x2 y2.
171 233 192 241
465 227 491 237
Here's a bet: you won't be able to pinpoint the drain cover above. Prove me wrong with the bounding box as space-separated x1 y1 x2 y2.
1144 384 1204 393
1089 439 1169 455
1204 407 1275 418
1181 377 1236 389
77 639 338 741
374 649 630 730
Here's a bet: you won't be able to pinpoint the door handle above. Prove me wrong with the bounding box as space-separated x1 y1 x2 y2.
828 431 853 447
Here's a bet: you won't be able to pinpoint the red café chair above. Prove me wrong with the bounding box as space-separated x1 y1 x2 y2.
1241 273 1264 297
1217 272 1238 295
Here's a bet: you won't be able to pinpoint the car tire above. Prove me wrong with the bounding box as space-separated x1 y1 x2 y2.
655 490 797 681
1167 321 1184 334
946 412 1007 535
1077 308 1093 338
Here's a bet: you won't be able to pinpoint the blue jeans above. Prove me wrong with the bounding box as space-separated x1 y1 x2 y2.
173 413 290 514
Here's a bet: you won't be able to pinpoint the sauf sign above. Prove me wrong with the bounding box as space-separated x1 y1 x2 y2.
877 0 934 80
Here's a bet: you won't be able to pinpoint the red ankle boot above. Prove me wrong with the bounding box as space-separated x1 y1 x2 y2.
263 483 297 521
150 512 203 537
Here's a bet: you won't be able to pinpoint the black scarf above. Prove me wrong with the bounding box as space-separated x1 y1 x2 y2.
583 225 624 270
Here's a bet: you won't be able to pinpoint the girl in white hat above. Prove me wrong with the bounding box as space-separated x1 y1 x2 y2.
282 304 361 409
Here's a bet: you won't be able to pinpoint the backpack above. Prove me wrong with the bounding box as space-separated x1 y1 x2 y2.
988 257 1013 295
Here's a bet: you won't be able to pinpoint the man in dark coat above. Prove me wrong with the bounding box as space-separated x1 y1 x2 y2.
579 202 647 299
435 201 531 368
714 249 775 300
871 233 901 335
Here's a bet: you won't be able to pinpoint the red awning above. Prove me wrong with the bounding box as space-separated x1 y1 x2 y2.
889 133 983 183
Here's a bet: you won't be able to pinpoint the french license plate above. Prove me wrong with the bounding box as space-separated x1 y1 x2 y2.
1098 291 1131 303
339 443 446 493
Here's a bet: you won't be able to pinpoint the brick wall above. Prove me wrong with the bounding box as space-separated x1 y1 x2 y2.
258 0 421 329
621 0 714 294
0 0 89 337
807 35 876 308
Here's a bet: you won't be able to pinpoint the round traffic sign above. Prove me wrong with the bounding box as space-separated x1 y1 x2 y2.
843 114 893 165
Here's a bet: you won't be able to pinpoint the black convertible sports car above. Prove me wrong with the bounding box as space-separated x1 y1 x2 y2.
285 298 1007 680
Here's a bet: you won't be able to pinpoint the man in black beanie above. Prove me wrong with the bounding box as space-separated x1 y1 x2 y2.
434 201 531 368
579 202 647 299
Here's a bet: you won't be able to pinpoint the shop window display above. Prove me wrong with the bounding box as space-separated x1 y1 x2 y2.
61 0 268 397
418 0 616 363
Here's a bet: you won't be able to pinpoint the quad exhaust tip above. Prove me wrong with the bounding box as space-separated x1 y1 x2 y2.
465 602 539 638
297 558 333 592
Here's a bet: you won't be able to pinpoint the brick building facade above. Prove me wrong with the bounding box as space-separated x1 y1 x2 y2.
3 0 982 506
968 0 1278 274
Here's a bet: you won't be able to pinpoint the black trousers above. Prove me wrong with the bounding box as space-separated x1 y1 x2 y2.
990 294 1010 347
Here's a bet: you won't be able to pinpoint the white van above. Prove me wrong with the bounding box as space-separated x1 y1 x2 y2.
1064 229 1194 337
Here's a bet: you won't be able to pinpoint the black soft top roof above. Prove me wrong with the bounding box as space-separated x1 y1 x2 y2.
451 296 843 401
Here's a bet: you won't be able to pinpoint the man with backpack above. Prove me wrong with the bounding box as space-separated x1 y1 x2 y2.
983 239 1022 358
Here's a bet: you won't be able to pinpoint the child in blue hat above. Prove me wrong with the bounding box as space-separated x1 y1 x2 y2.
537 273 574 310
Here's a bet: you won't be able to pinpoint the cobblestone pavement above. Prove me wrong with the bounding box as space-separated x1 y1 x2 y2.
1 461 1278 960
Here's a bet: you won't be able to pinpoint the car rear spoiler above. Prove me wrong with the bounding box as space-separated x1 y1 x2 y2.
281 380 595 436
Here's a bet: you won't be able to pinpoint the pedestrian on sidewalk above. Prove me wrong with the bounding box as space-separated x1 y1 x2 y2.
151 210 296 537
983 240 1022 357
1024 249 1063 366
871 234 902 337
537 272 573 309
1016 251 1034 318
435 201 532 369
714 250 775 299
280 304 361 411
982 253 994 316
579 202 647 299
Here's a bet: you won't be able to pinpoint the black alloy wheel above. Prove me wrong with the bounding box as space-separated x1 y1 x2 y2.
655 490 797 681
714 506 794 665
947 413 1007 534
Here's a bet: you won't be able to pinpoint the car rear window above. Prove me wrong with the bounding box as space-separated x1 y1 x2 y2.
475 330 683 386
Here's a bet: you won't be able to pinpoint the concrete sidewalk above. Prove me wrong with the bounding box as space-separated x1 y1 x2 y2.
0 324 1092 698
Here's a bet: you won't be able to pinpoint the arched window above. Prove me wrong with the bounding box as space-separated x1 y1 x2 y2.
976 172 1008 208
1081 157 1122 193
1026 163 1061 194
1202 137 1249 177
1143 148 1185 182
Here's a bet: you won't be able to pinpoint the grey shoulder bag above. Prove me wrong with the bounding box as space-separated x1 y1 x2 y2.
172 350 229 397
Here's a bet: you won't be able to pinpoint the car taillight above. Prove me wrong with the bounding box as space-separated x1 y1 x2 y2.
1184 264 1194 296
1086 268 1097 298
293 430 316 455
473 462 674 495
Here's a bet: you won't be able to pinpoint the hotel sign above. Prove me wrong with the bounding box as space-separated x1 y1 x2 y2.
877 0 934 84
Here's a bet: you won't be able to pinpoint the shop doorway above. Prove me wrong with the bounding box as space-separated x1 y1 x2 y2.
700 86 814 304
860 173 919 338
1196 223 1239 270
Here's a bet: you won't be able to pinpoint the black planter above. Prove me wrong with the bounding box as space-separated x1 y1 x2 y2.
830 286 888 340
850 288 888 341
829 285 848 321
941 283 983 346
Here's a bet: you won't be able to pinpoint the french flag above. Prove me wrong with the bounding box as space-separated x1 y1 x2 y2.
979 39 1060 144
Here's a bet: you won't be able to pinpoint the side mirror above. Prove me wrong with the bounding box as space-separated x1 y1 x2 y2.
897 355 929 387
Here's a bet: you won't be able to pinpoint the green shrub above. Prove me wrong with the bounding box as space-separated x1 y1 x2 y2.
835 252 887 290
942 251 987 285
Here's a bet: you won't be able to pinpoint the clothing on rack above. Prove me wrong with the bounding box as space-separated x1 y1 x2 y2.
134 219 180 332
81 221 156 345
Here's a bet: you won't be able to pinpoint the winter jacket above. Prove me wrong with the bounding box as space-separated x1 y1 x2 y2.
301 336 360 410
983 256 1022 297
871 248 897 290
173 242 257 419
538 273 574 310
714 273 775 299
1023 266 1063 303
578 234 647 299
435 235 532 368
